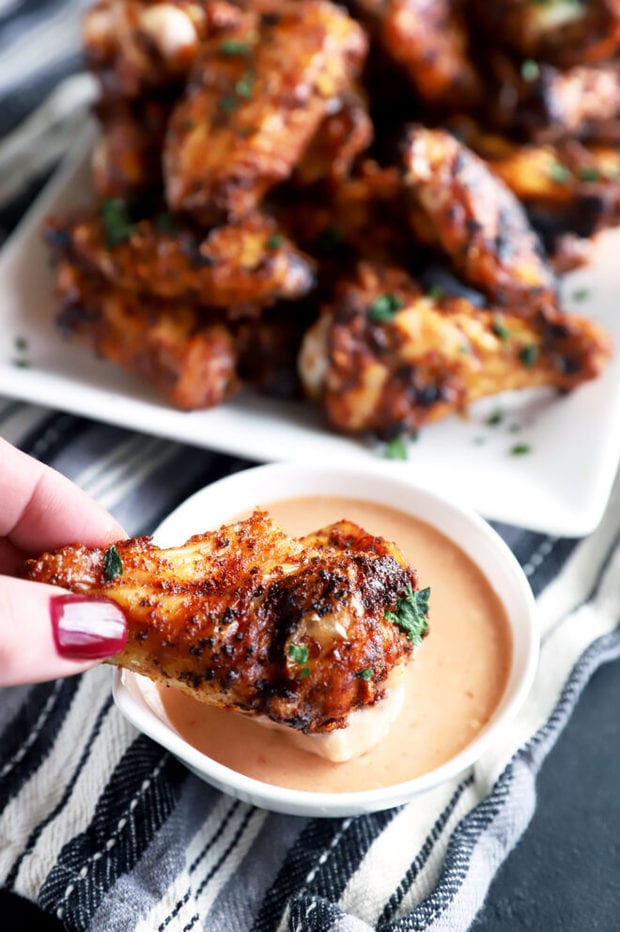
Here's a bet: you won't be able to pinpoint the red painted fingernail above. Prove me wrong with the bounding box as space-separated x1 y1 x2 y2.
50 595 128 660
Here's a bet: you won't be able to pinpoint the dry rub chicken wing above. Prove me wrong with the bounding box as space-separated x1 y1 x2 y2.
82 0 215 98
403 126 557 309
164 0 368 222
378 0 482 110
54 261 239 409
298 263 612 438
23 511 427 759
45 208 315 311
293 89 373 188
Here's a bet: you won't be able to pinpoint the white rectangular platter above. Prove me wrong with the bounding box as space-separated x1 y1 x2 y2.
1 130 619 537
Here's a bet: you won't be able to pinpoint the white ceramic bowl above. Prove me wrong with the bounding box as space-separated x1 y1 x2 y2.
113 463 538 817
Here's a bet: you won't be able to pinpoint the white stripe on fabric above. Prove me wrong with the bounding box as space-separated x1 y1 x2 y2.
134 798 253 932
90 439 181 512
0 402 49 447
336 783 470 927
192 808 267 921
0 73 95 207
12 700 136 897
0 666 112 882
0 0 87 95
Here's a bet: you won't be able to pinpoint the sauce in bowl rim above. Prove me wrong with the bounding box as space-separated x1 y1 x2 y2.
112 463 539 817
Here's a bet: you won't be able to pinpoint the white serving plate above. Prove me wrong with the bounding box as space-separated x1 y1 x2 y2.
113 462 538 817
1 130 619 536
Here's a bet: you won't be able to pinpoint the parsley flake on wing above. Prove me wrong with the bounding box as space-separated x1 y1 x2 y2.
386 584 430 646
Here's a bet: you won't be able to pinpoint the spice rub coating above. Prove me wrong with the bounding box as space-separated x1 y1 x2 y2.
24 511 423 734
299 263 612 438
164 0 368 222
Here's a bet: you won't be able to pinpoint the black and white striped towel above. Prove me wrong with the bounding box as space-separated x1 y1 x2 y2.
1 3 620 930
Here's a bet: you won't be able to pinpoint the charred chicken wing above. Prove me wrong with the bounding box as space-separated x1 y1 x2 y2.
45 208 315 311
164 0 368 222
299 263 612 438
403 127 557 309
54 261 239 409
24 511 428 760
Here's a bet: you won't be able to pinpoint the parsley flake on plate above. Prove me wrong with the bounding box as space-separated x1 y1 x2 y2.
384 436 408 460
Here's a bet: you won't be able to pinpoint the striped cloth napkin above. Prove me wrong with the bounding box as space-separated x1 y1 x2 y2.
1 2 619 930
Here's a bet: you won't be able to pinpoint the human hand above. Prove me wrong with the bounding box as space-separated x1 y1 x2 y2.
0 437 128 686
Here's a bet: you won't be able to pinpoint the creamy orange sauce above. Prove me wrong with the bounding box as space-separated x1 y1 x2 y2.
158 497 512 792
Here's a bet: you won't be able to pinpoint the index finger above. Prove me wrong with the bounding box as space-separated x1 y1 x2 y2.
0 438 126 554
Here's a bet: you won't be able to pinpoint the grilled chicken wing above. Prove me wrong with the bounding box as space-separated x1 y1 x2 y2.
83 0 215 98
378 0 482 110
91 96 174 199
164 0 368 223
298 263 612 437
54 261 239 409
45 209 315 311
23 511 426 759
473 0 620 68
403 126 556 309
293 89 373 188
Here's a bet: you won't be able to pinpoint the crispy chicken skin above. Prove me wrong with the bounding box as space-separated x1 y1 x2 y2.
378 0 482 110
293 89 373 188
23 511 422 735
54 262 239 409
403 127 557 309
45 209 315 311
473 0 620 68
299 263 612 438
164 0 368 223
82 0 214 98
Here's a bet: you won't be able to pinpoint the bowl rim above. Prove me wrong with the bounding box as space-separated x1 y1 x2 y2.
113 462 539 817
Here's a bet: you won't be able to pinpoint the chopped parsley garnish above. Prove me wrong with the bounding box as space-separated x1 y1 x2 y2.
368 293 404 323
571 287 590 302
492 315 511 341
288 643 309 664
384 435 408 460
427 283 445 301
183 118 197 131
103 544 123 581
101 198 135 249
235 73 254 98
14 336 28 351
577 167 601 183
521 59 540 82
519 344 539 368
12 358 31 368
219 95 239 112
266 234 283 250
355 668 372 680
548 162 572 184
486 409 504 426
385 584 430 646
219 39 252 56
510 443 531 456
300 666 311 678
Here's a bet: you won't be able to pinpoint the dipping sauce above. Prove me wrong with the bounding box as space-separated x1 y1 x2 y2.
158 496 512 793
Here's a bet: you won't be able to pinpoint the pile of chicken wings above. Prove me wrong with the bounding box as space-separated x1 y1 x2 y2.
45 0 616 439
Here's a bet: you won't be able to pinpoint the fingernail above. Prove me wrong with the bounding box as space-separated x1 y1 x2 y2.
51 595 128 660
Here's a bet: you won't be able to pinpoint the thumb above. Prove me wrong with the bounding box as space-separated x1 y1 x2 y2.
0 576 128 687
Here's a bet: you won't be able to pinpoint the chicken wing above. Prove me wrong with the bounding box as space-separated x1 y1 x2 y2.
403 126 556 309
293 89 373 188
91 96 174 199
164 0 368 223
45 208 315 311
473 0 620 68
379 0 482 110
23 511 426 758
298 262 612 438
54 261 239 409
82 0 217 98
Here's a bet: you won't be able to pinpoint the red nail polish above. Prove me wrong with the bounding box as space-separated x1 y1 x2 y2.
51 595 128 660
